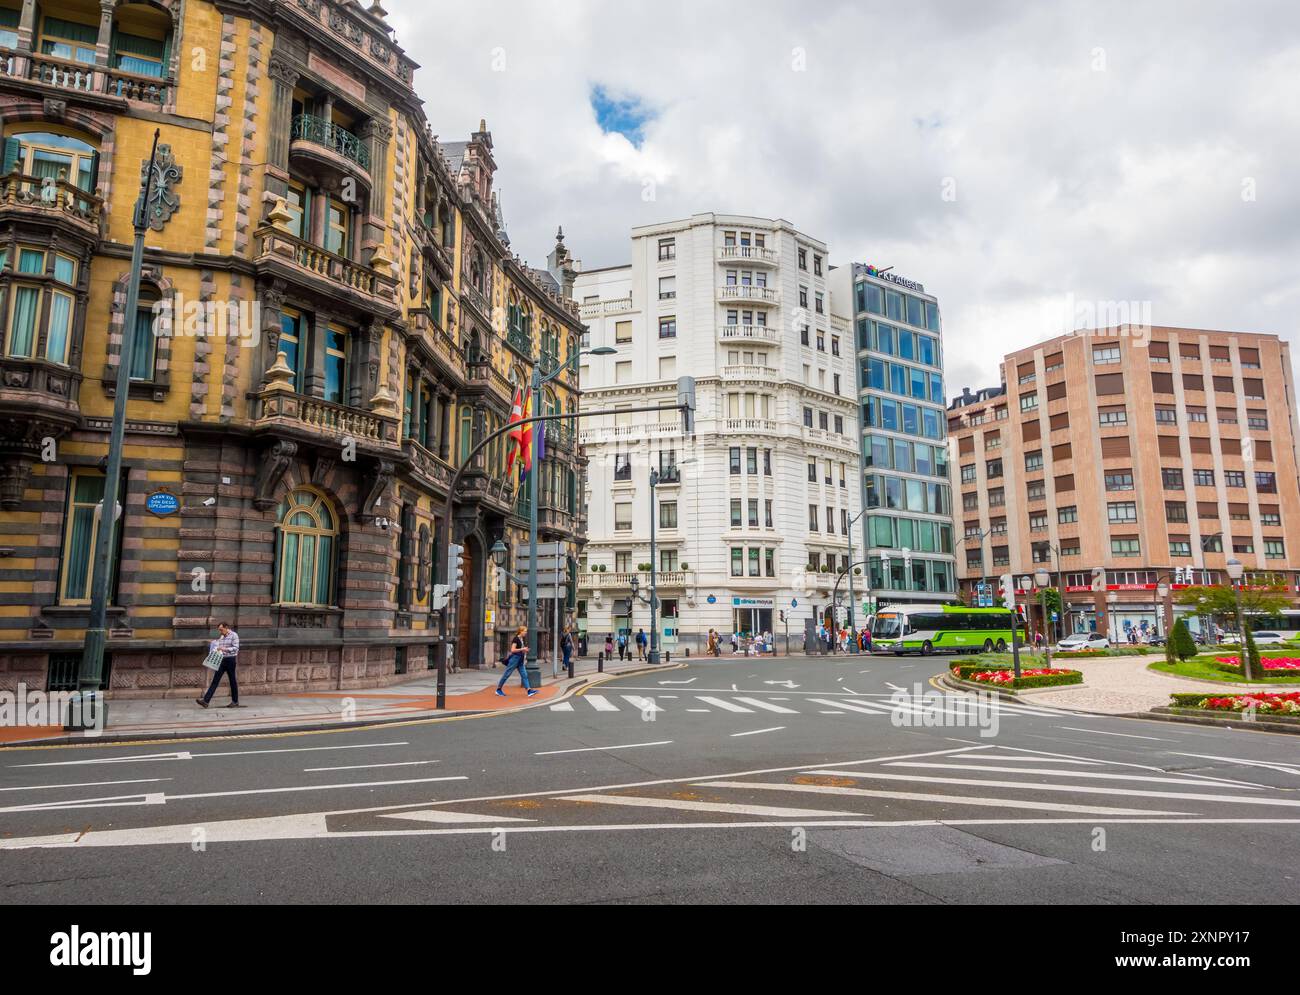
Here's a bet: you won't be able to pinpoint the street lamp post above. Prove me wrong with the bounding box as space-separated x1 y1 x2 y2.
847 507 867 654
76 129 163 728
1225 557 1253 681
648 467 660 665
1035 567 1051 667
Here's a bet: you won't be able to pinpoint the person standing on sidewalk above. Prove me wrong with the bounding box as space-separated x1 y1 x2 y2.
197 622 241 709
604 633 614 660
561 626 574 672
496 626 538 697
635 627 647 660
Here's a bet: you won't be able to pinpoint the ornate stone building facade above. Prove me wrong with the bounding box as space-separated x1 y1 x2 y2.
0 0 585 694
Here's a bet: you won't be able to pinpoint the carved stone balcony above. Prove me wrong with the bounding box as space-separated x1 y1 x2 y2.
0 172 102 238
463 360 514 407
251 384 400 458
1 50 172 107
719 285 780 306
718 244 778 266
405 309 466 385
0 356 82 509
255 223 399 319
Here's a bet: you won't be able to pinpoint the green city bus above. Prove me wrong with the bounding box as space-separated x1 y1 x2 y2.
871 605 1028 655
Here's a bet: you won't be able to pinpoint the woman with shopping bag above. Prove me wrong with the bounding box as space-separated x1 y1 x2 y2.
196 622 241 708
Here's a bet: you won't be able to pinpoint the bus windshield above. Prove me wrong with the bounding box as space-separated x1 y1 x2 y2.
872 614 903 638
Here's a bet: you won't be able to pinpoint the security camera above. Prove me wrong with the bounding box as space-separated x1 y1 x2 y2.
202 497 217 507
376 516 391 530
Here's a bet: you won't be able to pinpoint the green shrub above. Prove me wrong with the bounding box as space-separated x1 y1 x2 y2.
1242 628 1262 681
1172 619 1198 661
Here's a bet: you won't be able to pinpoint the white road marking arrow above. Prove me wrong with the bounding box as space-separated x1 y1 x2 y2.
764 680 799 689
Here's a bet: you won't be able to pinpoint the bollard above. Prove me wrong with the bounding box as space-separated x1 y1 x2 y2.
665 651 671 663
598 650 604 673
685 647 690 657
567 656 574 679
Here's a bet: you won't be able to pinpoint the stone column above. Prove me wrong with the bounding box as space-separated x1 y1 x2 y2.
359 117 391 221
304 311 327 399
94 0 114 67
17 0 36 51
266 56 300 175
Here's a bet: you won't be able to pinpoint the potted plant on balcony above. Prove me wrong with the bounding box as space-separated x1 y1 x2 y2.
638 562 653 572
679 563 689 571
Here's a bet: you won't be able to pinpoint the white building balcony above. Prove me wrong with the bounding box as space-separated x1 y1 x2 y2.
719 285 780 305
579 570 694 590
719 324 779 344
718 245 779 266
578 295 634 319
579 422 689 446
721 364 779 383
723 417 779 434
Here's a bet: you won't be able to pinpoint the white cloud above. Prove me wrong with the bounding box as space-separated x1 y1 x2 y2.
393 0 1300 389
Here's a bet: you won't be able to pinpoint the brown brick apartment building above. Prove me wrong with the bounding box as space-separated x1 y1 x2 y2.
948 326 1300 641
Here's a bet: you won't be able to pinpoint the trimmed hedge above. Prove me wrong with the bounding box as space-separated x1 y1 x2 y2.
979 670 1083 690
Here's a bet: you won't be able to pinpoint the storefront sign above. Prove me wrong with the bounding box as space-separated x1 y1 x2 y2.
863 263 924 293
732 597 774 608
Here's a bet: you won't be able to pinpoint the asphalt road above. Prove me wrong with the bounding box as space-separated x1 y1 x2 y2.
1 652 1297 904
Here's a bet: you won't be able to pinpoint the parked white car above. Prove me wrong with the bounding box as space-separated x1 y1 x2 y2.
1222 630 1286 646
1056 633 1110 652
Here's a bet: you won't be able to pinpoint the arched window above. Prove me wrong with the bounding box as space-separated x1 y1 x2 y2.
274 489 338 606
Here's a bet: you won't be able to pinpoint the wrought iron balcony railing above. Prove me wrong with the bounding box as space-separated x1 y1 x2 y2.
291 113 371 172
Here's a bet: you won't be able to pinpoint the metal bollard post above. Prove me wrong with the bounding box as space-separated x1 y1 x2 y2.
685 647 690 657
598 650 604 673
567 656 574 679
665 651 671 664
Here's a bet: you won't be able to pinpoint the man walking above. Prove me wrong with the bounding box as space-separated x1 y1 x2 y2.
197 621 241 709
496 625 538 697
635 627 647 660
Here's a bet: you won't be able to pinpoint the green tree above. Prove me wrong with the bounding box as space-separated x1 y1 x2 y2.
1171 618 1198 662
1175 580 1290 631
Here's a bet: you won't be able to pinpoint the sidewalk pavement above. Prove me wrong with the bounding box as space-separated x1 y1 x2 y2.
0 656 665 747
1017 653 1293 714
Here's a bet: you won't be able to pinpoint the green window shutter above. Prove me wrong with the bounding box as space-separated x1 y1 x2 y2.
161 32 171 74
2 137 20 175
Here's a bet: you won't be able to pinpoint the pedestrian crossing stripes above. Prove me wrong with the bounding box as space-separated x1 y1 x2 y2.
551 693 1079 719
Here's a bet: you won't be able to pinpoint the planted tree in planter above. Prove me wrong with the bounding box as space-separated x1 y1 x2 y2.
1171 618 1198 662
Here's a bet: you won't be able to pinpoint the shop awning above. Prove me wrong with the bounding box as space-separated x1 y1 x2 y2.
612 599 632 616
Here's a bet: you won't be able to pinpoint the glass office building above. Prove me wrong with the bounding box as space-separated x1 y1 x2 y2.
844 263 956 604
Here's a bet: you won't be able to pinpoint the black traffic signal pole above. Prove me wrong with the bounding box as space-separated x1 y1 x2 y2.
435 403 688 709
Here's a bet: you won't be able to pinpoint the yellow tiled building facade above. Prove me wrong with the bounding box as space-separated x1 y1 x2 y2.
0 0 586 693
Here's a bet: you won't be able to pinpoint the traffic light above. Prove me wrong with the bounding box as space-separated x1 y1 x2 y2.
677 375 696 435
449 542 465 593
431 584 448 611
999 573 1016 607
779 610 786 623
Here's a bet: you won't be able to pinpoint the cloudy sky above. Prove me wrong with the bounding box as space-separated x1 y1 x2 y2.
389 0 1300 393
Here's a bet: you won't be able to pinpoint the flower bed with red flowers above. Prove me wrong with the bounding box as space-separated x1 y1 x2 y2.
1211 656 1300 679
1170 690 1300 718
964 667 1083 690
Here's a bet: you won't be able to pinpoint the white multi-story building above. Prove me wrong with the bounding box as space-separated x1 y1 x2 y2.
573 214 861 652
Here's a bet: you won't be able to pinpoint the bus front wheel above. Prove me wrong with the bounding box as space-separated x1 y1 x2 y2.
995 639 1007 653
983 639 994 653
922 640 933 656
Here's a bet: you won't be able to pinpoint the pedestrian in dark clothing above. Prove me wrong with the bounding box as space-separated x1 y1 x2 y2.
197 622 242 708
635 628 647 660
561 627 574 672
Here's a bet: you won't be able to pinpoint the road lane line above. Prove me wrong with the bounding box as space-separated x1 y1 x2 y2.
883 762 1262 789
808 697 890 715
560 793 860 819
303 761 441 773
955 755 1103 765
1172 753 1300 777
696 696 754 713
1057 726 1171 741
701 781 1188 816
11 742 411 767
733 697 798 714
584 694 620 712
549 702 574 711
620 695 662 713
0 778 170 793
535 740 672 756
731 726 785 737
799 770 1300 807
378 810 533 824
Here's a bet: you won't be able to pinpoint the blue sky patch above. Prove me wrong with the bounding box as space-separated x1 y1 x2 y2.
590 84 652 146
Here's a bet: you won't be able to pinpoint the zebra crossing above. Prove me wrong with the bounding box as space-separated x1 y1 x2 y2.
549 691 1077 719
